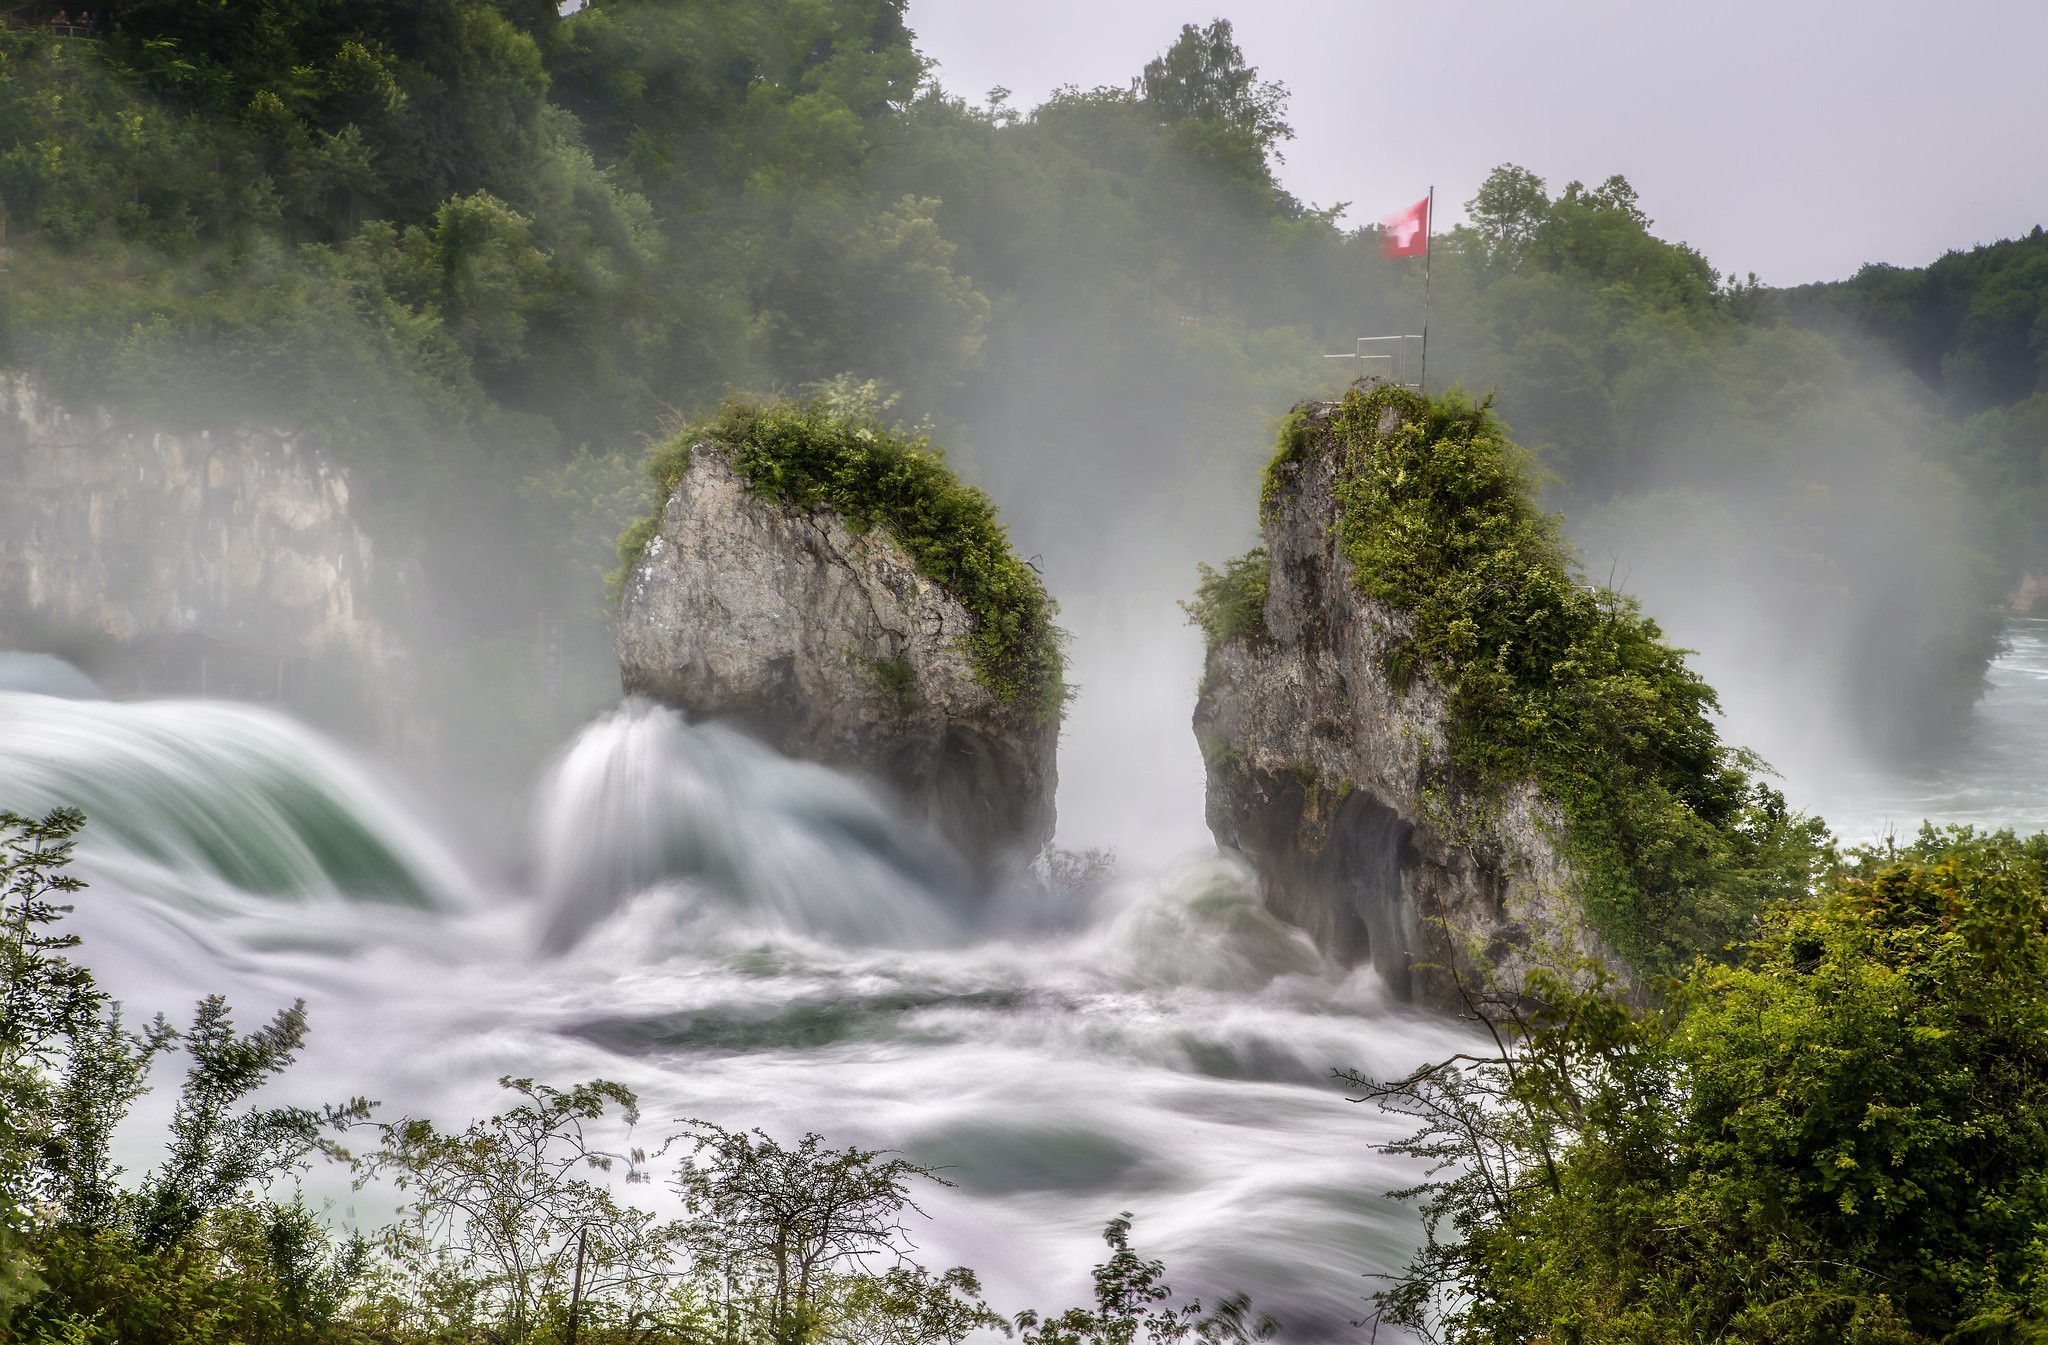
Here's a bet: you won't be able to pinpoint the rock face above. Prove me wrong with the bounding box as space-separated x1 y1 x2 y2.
1194 398 1608 1006
617 447 1058 884
2009 572 2048 616
0 373 415 749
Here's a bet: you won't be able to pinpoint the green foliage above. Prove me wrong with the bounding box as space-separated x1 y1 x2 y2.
0 8 2016 763
1180 549 1268 646
622 396 1067 718
0 812 375 1344
0 1 1400 789
1788 226 2048 413
24 1199 376 1345
0 807 92 1329
366 1076 675 1341
135 997 369 1252
0 809 93 1113
1014 1215 1276 1345
1356 827 2048 1344
1789 228 2048 578
1138 21 1292 157
834 1265 1009 1345
672 1122 960 1345
867 656 916 702
1293 384 1825 971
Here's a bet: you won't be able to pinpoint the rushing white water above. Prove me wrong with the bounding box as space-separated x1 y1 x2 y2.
1 683 1477 1338
16 622 2048 1337
534 703 968 952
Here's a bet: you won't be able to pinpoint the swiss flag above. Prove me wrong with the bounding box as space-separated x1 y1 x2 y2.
1381 195 1430 258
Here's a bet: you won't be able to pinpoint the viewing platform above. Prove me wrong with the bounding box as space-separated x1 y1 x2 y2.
1 5 105 38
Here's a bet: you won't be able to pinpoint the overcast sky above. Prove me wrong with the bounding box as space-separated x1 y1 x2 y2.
907 0 2045 286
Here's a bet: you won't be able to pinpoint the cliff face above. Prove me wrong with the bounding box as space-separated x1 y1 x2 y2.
1194 399 1610 1006
617 448 1058 884
0 374 414 748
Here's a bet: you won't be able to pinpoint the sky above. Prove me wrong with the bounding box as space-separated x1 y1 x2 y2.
907 0 2046 287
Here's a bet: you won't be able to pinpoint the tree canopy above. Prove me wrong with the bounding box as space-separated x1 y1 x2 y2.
0 5 2033 769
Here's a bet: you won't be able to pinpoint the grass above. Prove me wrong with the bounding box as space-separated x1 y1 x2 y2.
616 395 1066 720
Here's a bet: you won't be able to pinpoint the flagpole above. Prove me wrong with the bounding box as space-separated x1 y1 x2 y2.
1421 184 1433 395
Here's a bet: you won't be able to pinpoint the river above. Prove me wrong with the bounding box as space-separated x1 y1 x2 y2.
4 619 2046 1337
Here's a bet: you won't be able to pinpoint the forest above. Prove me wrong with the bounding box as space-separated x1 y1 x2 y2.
6 1 2048 1342
1 0 2038 775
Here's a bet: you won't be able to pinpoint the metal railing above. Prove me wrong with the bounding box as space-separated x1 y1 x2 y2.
1324 334 1424 389
1 9 104 37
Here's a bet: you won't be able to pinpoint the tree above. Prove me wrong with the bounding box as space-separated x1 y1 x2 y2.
0 811 371 1342
671 1123 952 1345
368 1075 677 1341
1014 1215 1276 1345
133 997 370 1251
0 809 95 1183
1138 20 1292 156
1464 164 1547 268
0 808 94 1328
835 1265 1009 1345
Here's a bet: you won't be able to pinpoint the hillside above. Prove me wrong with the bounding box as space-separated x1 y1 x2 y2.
1785 230 2048 577
0 2 2024 768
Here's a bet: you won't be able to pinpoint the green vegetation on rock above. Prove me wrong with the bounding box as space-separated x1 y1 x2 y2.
1300 383 1825 973
620 395 1066 718
1359 826 2048 1344
1180 548 1269 645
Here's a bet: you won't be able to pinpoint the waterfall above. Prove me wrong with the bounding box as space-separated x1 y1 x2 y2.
0 690 470 914
532 698 966 951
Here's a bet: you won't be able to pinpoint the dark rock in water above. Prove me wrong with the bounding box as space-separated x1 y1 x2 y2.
1194 397 1615 1007
616 447 1058 886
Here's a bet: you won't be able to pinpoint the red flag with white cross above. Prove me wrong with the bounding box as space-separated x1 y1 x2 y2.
1381 195 1430 258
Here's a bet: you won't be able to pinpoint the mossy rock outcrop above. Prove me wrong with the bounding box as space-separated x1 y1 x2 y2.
616 398 1063 886
1193 384 1821 1004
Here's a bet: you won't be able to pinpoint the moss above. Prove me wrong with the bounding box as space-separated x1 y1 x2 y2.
616 395 1066 719
1200 740 1243 770
1181 547 1270 646
1286 383 1825 973
1261 404 1315 516
609 512 660 602
867 655 916 702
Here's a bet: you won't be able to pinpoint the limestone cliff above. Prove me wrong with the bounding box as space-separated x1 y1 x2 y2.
0 373 415 749
1194 395 1604 1006
617 442 1059 884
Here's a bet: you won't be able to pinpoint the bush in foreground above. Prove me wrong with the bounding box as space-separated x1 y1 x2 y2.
1356 826 2048 1344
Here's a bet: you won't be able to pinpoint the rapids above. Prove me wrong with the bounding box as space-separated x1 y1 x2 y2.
8 619 2048 1337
